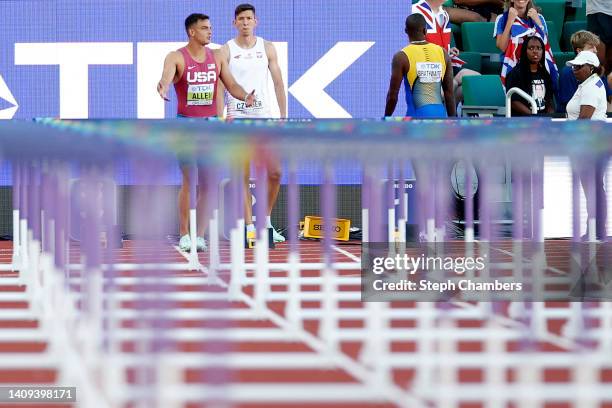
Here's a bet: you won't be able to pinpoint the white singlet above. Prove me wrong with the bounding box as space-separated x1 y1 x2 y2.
226 36 271 118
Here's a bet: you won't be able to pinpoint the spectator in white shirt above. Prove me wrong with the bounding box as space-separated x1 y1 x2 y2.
566 50 607 120
566 50 608 241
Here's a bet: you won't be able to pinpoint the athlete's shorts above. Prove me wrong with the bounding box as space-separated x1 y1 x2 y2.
409 104 448 118
176 114 217 166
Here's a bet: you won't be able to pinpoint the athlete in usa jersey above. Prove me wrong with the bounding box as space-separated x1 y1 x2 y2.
174 46 219 117
157 13 255 251
219 3 287 242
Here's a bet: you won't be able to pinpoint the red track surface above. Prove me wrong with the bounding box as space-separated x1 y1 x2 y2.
1 240 611 408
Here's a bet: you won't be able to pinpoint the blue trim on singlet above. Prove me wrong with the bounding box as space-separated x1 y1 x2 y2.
403 78 416 117
404 77 447 118
415 104 447 118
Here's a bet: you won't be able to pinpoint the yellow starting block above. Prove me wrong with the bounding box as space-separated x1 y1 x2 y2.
303 216 351 241
245 228 275 249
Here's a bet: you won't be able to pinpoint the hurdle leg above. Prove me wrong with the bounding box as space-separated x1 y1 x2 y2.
188 165 199 269
229 167 246 299
286 160 301 325
254 163 269 309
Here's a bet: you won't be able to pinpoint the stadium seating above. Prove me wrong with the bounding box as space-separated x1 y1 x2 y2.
459 51 483 72
462 22 498 54
409 0 592 88
537 0 566 34
461 75 506 116
554 52 575 72
569 1 586 20
546 21 575 71
451 23 463 50
546 20 563 47
562 20 586 51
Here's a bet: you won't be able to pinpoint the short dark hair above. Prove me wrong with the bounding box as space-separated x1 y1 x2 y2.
185 13 209 34
235 3 256 18
405 14 426 36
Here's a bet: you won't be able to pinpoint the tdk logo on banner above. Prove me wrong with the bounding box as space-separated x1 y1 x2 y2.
1 0 406 119
13 41 373 119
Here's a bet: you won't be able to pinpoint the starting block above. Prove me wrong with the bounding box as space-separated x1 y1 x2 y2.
245 227 276 249
302 216 351 241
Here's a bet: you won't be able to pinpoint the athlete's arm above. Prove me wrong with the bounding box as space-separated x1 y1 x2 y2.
216 44 229 117
265 41 287 118
442 52 457 117
214 49 255 107
384 51 409 117
219 43 231 64
157 51 180 101
216 80 226 118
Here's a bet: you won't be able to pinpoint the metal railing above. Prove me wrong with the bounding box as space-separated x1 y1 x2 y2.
505 87 538 117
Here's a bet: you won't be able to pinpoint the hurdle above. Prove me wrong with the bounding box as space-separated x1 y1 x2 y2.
1 118 611 408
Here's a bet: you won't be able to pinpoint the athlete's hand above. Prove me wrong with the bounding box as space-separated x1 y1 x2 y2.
157 81 170 101
244 90 256 107
449 47 460 57
508 7 519 22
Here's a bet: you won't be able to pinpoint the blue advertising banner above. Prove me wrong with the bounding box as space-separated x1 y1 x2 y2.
0 0 409 120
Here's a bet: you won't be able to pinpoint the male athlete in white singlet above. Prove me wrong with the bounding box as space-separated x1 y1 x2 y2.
220 3 287 242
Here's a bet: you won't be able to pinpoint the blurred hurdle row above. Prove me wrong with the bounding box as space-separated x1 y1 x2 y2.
0 118 611 408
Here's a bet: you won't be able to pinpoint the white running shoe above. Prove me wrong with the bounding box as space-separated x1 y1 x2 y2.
196 237 208 251
179 234 191 251
271 227 285 243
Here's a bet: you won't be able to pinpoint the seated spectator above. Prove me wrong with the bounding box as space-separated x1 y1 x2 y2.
447 0 504 24
505 36 555 115
493 0 558 86
557 30 612 113
412 0 480 103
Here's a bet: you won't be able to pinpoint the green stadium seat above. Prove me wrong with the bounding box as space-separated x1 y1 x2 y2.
540 21 574 71
554 51 576 72
459 51 482 72
461 75 507 116
545 20 562 52
537 0 566 34
451 23 463 50
462 22 498 54
562 20 586 51
481 59 502 75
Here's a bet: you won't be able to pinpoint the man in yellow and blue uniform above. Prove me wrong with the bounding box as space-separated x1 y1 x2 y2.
385 13 456 117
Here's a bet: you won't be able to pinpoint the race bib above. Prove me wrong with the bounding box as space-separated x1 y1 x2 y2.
235 98 264 112
187 83 215 106
416 62 442 83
